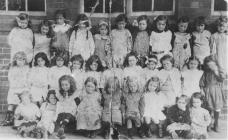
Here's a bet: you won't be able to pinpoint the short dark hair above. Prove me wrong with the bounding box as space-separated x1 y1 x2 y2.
123 51 139 67
59 75 77 97
85 55 104 72
160 54 174 66
34 52 49 67
71 54 84 69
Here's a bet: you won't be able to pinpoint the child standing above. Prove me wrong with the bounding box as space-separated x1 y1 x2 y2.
182 57 203 97
166 95 191 139
211 16 228 74
150 15 172 67
28 52 49 107
69 14 95 61
200 56 225 132
8 13 34 63
76 77 102 138
172 16 191 70
192 16 211 64
111 14 132 66
143 77 166 138
1 52 30 126
189 92 211 139
55 75 78 139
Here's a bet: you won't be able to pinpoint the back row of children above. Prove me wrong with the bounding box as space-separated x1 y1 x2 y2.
2 10 227 138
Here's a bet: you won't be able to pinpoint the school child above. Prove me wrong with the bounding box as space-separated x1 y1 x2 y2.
189 92 211 139
122 76 145 139
158 55 182 107
8 13 34 63
133 15 150 58
200 56 226 132
166 95 191 139
55 75 78 139
28 52 49 107
101 77 123 139
76 77 102 138
211 16 228 75
48 54 71 92
85 55 104 89
69 14 95 61
182 57 203 97
37 90 58 138
1 52 30 126
172 16 191 70
192 16 211 64
70 54 85 92
111 14 132 66
94 20 111 67
149 15 172 67
143 77 166 138
34 20 52 59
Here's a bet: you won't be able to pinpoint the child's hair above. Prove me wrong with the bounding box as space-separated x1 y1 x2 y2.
12 51 28 66
84 76 98 92
176 94 189 104
186 56 201 70
115 14 128 24
160 54 174 66
125 76 141 93
54 52 69 66
38 20 52 38
137 15 151 35
104 77 121 94
123 51 139 67
202 55 218 71
190 92 204 107
34 52 49 67
216 16 228 32
46 90 58 103
85 55 104 72
70 54 84 69
98 20 109 34
71 14 90 39
153 15 169 32
59 75 77 97
15 13 32 28
177 16 189 24
146 54 158 65
144 76 160 92
55 10 67 20
194 16 208 31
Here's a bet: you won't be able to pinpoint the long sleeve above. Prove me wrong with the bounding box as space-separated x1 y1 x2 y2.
69 30 76 54
88 31 95 56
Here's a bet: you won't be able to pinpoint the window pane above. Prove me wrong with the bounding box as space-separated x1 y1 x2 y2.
0 0 6 10
84 0 103 13
105 0 124 13
28 0 45 11
8 0 25 11
154 0 173 11
214 0 227 11
133 0 152 12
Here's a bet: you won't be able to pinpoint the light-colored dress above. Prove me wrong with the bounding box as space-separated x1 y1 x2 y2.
211 32 228 74
182 69 203 97
7 66 30 105
111 29 132 65
71 69 85 92
34 33 51 59
172 32 191 70
101 68 124 88
143 92 166 124
76 91 102 130
189 107 211 138
85 71 103 88
8 27 33 63
69 29 95 60
48 66 71 91
192 30 211 64
14 102 41 127
142 67 159 84
133 31 150 56
28 67 49 102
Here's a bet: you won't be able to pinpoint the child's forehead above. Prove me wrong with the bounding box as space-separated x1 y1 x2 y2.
118 21 126 24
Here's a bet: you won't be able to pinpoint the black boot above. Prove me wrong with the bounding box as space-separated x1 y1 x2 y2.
145 124 152 138
137 126 146 138
127 128 133 139
57 120 67 139
158 123 164 138
90 130 97 139
103 122 110 139
0 111 14 126
213 111 220 132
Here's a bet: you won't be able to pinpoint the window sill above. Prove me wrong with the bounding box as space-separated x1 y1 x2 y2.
129 11 175 16
0 11 46 16
211 11 228 16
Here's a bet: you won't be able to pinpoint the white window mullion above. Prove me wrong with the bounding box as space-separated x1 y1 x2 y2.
103 0 105 13
25 0 28 12
151 0 154 11
6 0 8 11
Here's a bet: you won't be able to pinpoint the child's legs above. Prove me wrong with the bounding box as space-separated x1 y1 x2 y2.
127 118 133 129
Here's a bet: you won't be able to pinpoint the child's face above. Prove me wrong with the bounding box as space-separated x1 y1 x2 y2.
156 20 166 32
56 57 64 67
177 98 187 111
129 81 138 93
90 62 98 71
16 58 26 67
147 61 157 70
79 21 86 30
41 25 49 35
178 22 188 33
207 61 218 71
218 22 228 33
37 57 45 67
117 21 126 30
148 81 158 92
61 80 71 92
85 82 96 94
189 60 199 70
196 24 205 33
99 25 108 36
192 98 202 108
138 20 147 31
18 19 28 29
132 20 138 27
56 14 65 25
128 56 137 67
49 94 57 105
72 60 81 70
162 59 173 70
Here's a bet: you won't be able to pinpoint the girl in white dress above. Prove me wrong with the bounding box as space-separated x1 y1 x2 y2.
28 52 50 107
8 13 34 63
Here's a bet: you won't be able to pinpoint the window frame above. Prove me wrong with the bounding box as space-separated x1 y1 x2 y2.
0 0 46 16
211 0 228 16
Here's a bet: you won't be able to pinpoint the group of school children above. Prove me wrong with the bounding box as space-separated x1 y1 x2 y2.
0 10 227 139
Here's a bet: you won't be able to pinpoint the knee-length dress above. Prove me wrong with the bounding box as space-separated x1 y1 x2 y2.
133 31 150 56
34 33 51 59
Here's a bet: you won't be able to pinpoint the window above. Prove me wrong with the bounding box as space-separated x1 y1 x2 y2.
211 0 228 15
0 0 46 15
